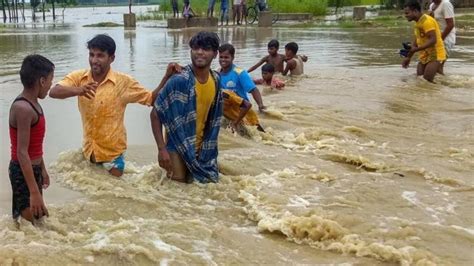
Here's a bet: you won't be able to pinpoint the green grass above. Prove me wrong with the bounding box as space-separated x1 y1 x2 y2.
157 0 328 16
361 0 380 5
270 0 327 15
137 7 167 20
83 22 123 27
290 14 408 28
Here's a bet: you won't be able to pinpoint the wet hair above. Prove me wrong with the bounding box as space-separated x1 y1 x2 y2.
285 42 299 54
87 34 116 55
218 43 235 57
20 54 55 88
404 0 421 12
189 31 220 52
267 39 279 49
261 63 275 73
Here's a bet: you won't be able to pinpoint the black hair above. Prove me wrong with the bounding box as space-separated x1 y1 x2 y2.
87 34 116 55
285 42 299 54
267 39 279 49
189 31 220 52
20 54 55 88
261 63 275 73
404 0 421 12
218 43 235 57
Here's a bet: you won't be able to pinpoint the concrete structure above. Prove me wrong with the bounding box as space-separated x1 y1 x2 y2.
275 13 312 21
167 17 218 29
353 7 366 20
258 11 272 27
123 13 136 28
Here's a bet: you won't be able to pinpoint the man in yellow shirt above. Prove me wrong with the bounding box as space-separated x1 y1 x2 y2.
49 34 163 177
402 0 446 83
150 32 223 183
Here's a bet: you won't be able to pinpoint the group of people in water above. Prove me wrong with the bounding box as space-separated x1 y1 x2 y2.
171 0 267 26
7 0 456 223
8 31 307 222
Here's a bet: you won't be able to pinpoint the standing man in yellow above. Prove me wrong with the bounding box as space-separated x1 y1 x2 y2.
49 34 162 177
402 0 446 83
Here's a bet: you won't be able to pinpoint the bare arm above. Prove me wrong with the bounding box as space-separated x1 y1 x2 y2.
40 159 50 189
413 30 437 53
402 37 419 68
247 56 268 73
442 18 454 40
15 104 48 218
250 88 266 111
282 60 296 76
150 108 172 174
152 63 183 103
49 82 97 99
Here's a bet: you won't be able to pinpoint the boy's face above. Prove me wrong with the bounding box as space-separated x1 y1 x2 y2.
39 72 54 99
404 7 417 21
219 50 234 69
89 48 115 76
268 47 277 56
262 71 273 82
190 46 217 69
285 48 294 58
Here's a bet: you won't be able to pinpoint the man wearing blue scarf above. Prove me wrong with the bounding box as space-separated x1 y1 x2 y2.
150 32 223 183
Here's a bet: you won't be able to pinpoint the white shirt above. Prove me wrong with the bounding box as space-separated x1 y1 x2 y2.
233 0 241 5
429 0 456 45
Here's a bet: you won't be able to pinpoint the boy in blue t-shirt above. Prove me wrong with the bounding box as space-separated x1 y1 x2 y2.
218 43 266 112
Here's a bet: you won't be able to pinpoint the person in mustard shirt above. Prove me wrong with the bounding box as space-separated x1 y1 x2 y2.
49 34 163 177
402 0 446 83
150 32 223 184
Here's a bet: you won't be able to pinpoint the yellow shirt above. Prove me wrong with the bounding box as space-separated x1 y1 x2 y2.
415 14 446 63
195 75 216 150
58 69 153 162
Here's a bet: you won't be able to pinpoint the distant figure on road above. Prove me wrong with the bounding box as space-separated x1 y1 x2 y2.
171 0 179 18
207 0 217 17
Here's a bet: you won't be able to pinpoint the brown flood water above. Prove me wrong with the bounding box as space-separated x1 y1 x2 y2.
0 6 473 265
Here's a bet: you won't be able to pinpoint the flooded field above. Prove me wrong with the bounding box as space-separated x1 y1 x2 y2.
0 6 473 265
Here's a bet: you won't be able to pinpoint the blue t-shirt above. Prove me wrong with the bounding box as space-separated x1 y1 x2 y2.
219 65 256 101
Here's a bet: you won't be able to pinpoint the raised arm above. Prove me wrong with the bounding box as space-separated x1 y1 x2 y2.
152 63 183 103
49 82 97 99
248 56 268 73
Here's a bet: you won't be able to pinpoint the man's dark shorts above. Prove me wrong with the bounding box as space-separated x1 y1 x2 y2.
8 161 43 219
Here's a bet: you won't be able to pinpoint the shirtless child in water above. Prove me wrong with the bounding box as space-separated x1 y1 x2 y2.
283 42 307 76
248 39 286 73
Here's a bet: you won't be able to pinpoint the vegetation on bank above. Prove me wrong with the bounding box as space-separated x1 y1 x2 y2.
83 22 122 27
287 13 474 29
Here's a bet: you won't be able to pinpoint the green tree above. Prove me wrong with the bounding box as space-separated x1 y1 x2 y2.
57 0 77 19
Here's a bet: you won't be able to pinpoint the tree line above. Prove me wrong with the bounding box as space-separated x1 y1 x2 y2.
1 0 77 23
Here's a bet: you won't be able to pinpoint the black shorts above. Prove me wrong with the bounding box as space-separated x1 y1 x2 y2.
8 161 43 219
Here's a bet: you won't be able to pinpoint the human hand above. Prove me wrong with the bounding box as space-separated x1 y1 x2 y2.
30 192 49 218
42 171 50 189
258 105 267 112
402 58 410 69
158 148 172 177
165 63 183 78
77 82 97 99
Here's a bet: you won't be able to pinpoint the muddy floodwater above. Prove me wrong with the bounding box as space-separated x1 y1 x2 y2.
0 6 473 265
